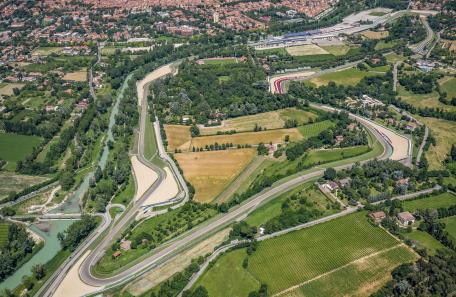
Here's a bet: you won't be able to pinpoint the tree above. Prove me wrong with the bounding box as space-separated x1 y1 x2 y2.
257 143 268 155
323 167 337 180
32 264 45 280
60 171 75 191
190 125 200 137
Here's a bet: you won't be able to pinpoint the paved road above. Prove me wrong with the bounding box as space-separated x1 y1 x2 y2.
412 15 434 55
371 185 441 205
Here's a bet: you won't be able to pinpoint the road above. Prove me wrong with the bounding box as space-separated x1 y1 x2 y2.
371 185 441 205
411 15 434 56
270 59 363 94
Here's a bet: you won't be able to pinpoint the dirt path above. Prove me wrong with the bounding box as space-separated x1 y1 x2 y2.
273 244 406 297
213 156 265 204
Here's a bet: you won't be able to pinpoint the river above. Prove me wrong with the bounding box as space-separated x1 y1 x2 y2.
0 73 134 290
50 73 133 214
0 220 74 290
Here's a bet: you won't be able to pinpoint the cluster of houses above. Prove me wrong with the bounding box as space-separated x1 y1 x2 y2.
320 177 351 192
369 210 416 227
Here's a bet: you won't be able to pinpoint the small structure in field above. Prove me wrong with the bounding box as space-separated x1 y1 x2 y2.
369 211 386 223
338 177 351 188
112 251 122 258
120 240 131 251
397 211 415 226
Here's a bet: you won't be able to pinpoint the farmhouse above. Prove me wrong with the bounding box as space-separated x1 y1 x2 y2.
369 211 386 223
396 177 409 186
397 211 415 226
322 181 339 191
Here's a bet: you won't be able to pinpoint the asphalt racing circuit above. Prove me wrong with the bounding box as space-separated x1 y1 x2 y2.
46 59 412 297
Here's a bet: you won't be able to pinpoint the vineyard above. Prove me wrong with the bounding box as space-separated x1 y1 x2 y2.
293 245 417 297
195 212 410 297
248 212 399 294
0 223 9 247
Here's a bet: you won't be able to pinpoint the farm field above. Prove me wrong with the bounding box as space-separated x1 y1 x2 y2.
256 146 370 188
384 53 405 63
375 40 401 50
0 172 48 201
0 223 9 247
164 124 191 152
402 230 446 255
285 44 329 56
199 57 238 65
62 69 87 82
319 44 350 56
0 83 25 96
175 149 256 203
189 128 303 150
199 108 319 136
0 133 42 171
361 30 389 39
31 47 63 56
309 67 379 86
440 216 456 242
245 180 334 227
297 120 335 138
439 76 456 98
403 192 456 212
195 212 406 297
398 85 456 113
417 116 456 169
291 245 417 297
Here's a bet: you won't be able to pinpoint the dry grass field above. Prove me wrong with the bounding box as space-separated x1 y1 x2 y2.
417 116 456 170
286 44 330 56
175 149 256 203
164 124 192 151
190 128 303 150
63 69 87 82
398 85 456 113
0 172 48 202
199 108 318 136
449 40 456 52
361 31 389 40
0 83 25 96
200 111 285 135
319 44 350 56
31 47 63 56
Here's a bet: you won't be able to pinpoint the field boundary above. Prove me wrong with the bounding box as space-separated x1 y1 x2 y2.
273 244 406 296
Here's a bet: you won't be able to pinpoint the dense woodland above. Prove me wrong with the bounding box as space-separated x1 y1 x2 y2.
57 215 98 251
151 60 295 124
335 159 434 203
0 223 36 282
